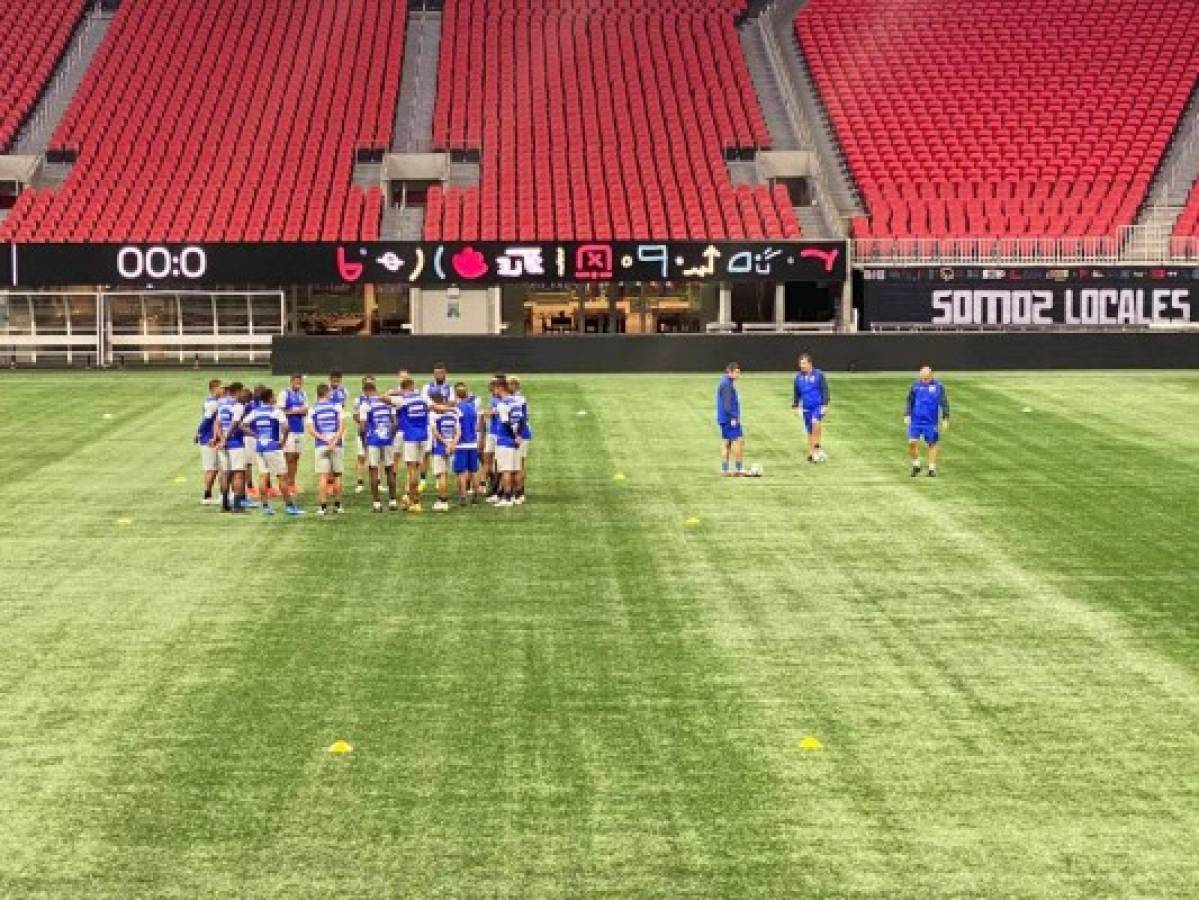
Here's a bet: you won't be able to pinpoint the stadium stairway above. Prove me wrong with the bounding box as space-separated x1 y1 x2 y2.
10 3 115 158
755 0 864 231
1127 83 1199 259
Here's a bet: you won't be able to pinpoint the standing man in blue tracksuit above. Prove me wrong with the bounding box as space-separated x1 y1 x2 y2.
792 353 830 464
716 362 744 476
906 365 951 477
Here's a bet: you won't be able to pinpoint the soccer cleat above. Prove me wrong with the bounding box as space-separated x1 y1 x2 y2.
262 505 275 516
433 500 449 512
486 494 500 505
354 483 365 494
335 505 346 514
928 469 938 478
317 507 327 517
201 497 214 506
242 499 259 509
910 465 922 477
373 501 383 513
285 505 304 516
495 498 513 508
389 499 399 511
514 496 526 506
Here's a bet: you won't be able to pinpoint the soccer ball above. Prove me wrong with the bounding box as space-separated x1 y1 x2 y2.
746 464 764 478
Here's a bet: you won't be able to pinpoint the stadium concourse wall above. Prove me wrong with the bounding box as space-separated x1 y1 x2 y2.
272 333 1199 374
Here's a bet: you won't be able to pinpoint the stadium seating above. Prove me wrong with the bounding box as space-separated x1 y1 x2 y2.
797 0 1199 247
0 0 402 243
0 0 87 152
426 0 800 241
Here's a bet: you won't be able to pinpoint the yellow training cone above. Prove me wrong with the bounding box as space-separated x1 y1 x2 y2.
612 472 626 482
328 740 353 756
798 736 823 751
172 476 187 484
116 518 133 527
684 517 702 528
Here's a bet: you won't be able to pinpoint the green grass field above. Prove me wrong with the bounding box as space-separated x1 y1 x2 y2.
1 370 1197 897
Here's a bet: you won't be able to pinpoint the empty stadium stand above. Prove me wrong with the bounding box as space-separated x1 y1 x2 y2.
0 0 87 153
425 0 801 241
0 0 404 243
1173 181 1199 254
796 0 1199 252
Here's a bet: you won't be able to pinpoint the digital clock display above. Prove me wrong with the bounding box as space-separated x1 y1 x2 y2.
116 246 207 281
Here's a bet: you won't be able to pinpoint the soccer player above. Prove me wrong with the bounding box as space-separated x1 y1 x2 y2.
307 383 347 516
509 376 532 505
281 373 308 492
905 365 951 477
243 387 303 515
392 377 430 511
195 378 223 505
492 378 525 508
430 399 461 512
359 379 399 512
328 371 347 409
481 376 504 501
716 362 744 476
214 381 248 512
792 353 830 463
453 382 481 506
352 375 372 494
420 363 453 492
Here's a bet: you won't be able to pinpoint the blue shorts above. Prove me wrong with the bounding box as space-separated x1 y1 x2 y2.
720 423 743 442
908 422 939 445
802 406 825 434
453 448 479 474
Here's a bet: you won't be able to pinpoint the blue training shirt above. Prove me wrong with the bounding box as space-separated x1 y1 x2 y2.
907 379 950 424
217 396 245 450
362 398 395 447
794 369 830 409
246 406 286 453
457 397 479 449
328 386 348 409
496 396 525 449
282 388 308 434
513 391 533 440
310 401 344 448
432 410 460 456
716 375 740 425
396 392 430 443
197 394 220 444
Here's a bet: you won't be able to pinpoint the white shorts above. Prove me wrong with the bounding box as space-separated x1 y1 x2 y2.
432 454 450 476
200 444 220 472
520 441 530 462
284 433 303 454
496 446 521 473
484 433 497 454
219 447 247 472
315 446 345 475
402 441 424 465
367 444 394 469
245 436 258 456
423 436 434 455
258 450 287 476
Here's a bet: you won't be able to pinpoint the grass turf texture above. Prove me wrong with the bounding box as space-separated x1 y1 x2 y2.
0 370 1197 897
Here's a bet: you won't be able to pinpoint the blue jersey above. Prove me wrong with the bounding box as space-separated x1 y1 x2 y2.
216 397 245 450
512 392 532 440
282 388 308 434
245 406 286 453
361 398 395 447
432 410 460 456
716 375 740 425
424 379 454 406
309 401 344 448
488 395 501 436
328 385 347 409
907 379 950 424
794 369 830 410
197 395 220 444
457 397 479 449
496 396 525 449
395 392 430 443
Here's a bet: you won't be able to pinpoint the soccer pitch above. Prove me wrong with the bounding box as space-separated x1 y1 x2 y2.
1 370 1197 897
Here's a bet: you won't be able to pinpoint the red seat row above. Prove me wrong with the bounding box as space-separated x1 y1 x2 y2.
0 0 86 151
797 0 1199 240
426 0 800 241
0 0 405 243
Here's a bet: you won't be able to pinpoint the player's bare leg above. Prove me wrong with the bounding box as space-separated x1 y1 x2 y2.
810 420 824 462
732 437 745 475
285 453 299 493
908 439 922 476
407 463 422 510
928 442 939 477
356 453 366 494
721 440 732 475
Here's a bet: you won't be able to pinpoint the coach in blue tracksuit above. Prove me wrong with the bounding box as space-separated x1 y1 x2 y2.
792 353 830 463
716 362 744 476
906 365 950 477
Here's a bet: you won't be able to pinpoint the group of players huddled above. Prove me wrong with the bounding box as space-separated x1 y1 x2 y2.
195 364 531 516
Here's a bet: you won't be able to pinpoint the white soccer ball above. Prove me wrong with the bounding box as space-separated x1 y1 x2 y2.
748 464 763 477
